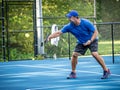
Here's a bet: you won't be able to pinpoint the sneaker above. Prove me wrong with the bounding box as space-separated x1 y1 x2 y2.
101 69 111 79
67 72 76 79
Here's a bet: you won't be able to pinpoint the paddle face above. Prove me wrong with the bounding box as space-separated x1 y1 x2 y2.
51 24 59 46
44 24 59 45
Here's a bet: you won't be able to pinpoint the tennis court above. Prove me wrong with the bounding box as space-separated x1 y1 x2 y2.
0 56 120 90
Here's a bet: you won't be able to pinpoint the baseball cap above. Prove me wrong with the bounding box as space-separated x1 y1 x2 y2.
66 10 79 18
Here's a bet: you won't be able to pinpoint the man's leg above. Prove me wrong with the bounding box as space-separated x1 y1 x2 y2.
91 52 108 71
71 52 79 73
91 52 110 79
67 52 79 79
92 52 108 71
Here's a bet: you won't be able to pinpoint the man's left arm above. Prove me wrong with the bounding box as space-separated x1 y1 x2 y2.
90 29 98 42
83 29 98 46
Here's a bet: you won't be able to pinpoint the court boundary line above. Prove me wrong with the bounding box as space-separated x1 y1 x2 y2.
0 64 120 77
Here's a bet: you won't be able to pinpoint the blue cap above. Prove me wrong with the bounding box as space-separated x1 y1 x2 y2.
66 10 79 18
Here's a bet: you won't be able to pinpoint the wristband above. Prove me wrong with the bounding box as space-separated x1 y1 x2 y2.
90 39 93 42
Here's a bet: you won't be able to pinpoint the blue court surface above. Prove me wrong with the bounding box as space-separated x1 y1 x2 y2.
0 56 120 90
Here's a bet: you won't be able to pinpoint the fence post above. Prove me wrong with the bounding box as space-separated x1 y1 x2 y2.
111 24 114 64
33 0 38 57
1 0 6 62
68 33 71 60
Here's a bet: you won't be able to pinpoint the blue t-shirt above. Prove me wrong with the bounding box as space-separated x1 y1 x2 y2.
61 18 97 44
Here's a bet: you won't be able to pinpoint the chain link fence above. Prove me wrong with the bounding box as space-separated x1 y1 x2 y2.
0 0 120 61
44 23 120 59
0 1 34 61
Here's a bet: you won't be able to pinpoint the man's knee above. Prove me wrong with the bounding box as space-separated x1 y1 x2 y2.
72 52 79 58
91 52 99 57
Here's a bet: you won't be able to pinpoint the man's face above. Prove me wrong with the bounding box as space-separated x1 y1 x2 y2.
69 16 76 24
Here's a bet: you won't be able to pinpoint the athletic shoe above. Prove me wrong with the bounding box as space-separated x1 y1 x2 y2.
67 72 76 79
101 69 111 79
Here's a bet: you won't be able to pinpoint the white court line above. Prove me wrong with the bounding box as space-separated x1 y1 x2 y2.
18 64 120 76
0 64 120 77
1 64 120 90
26 80 120 90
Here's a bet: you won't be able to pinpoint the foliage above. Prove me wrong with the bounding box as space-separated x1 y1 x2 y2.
2 1 34 60
33 55 44 60
96 0 120 22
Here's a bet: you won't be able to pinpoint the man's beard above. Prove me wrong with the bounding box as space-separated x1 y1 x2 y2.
70 20 75 24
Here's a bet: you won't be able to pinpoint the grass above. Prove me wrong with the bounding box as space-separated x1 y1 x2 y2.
0 40 120 61
98 40 120 55
99 40 120 44
83 40 120 55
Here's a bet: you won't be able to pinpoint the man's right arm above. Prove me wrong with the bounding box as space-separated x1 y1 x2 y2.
47 31 63 41
48 23 70 41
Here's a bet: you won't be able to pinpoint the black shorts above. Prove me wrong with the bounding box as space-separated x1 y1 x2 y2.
74 39 98 55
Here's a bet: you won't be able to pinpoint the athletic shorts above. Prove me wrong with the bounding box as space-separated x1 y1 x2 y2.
74 39 98 55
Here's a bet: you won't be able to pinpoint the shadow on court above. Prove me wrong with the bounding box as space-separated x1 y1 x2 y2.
0 56 120 90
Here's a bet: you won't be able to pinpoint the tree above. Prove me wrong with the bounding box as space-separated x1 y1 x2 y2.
96 0 120 22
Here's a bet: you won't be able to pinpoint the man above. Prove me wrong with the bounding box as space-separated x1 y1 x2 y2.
47 10 110 79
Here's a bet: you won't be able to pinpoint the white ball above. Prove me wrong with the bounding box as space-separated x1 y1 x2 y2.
25 33 30 38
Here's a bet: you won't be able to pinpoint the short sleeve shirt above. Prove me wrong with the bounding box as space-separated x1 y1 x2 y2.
61 18 96 44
